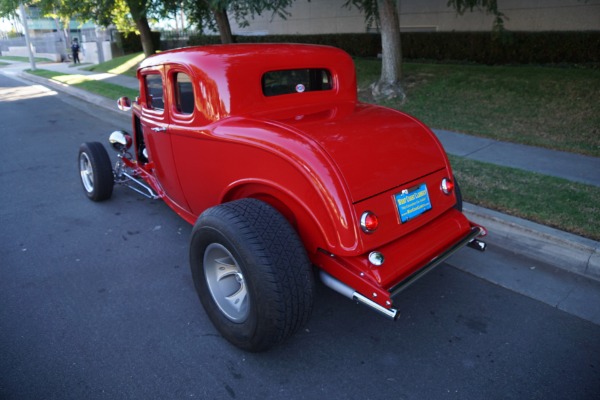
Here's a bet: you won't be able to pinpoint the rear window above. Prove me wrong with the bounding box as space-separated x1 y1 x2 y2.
174 73 194 115
262 69 333 97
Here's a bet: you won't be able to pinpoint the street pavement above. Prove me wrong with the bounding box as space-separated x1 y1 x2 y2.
2 71 600 400
1 59 599 321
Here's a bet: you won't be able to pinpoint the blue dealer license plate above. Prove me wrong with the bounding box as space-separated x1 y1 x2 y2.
395 183 432 223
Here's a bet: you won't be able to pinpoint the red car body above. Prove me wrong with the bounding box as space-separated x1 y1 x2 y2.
80 43 485 349
134 44 484 311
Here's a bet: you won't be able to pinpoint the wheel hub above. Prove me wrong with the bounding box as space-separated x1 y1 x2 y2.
203 243 249 323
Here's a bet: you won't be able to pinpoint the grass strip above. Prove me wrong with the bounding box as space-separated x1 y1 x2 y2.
0 55 51 63
83 52 145 77
25 69 138 100
450 155 600 241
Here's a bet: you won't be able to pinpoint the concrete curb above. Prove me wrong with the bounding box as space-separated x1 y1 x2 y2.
12 69 600 284
464 203 600 282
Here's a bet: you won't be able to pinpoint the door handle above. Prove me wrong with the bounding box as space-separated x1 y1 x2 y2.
151 127 167 132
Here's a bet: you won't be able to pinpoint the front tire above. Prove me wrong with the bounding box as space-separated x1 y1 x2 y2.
78 142 114 201
190 198 315 352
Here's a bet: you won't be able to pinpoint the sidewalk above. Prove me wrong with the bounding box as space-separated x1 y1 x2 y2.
2 59 600 287
434 129 600 188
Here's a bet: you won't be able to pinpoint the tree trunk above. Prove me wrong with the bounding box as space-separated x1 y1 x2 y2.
372 0 405 102
213 8 234 44
135 16 155 57
127 0 155 57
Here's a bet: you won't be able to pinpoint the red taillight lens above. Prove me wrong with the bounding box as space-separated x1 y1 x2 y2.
441 178 454 195
360 211 379 233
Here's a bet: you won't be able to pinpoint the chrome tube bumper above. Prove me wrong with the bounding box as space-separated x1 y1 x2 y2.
389 226 486 299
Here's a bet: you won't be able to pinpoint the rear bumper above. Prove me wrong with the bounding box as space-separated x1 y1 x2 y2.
388 225 486 298
314 209 486 318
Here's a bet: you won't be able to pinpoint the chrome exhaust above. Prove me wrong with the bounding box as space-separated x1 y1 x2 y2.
320 271 399 320
467 238 487 252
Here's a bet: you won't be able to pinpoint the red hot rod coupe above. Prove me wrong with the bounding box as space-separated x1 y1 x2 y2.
78 44 486 351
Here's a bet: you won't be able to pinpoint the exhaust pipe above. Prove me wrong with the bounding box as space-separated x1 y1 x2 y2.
320 271 399 320
467 238 487 252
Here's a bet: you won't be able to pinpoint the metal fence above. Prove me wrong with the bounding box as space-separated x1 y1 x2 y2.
0 28 115 60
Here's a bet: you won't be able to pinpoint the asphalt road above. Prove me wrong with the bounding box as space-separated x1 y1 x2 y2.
1 73 599 400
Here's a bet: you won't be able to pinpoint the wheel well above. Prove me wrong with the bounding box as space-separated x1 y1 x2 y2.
222 186 322 254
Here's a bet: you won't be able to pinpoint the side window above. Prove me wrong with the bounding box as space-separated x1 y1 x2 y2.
174 73 194 115
262 69 333 97
145 74 164 110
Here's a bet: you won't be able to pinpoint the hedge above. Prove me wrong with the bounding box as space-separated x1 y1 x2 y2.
116 31 162 54
179 31 600 65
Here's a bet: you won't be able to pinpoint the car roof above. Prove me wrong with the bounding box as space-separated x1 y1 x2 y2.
138 44 358 118
140 43 351 70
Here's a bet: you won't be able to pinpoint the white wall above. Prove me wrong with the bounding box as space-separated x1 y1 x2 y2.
4 45 60 61
80 41 113 64
231 0 600 35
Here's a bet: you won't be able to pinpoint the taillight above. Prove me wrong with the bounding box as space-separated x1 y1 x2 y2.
360 211 379 233
441 178 454 195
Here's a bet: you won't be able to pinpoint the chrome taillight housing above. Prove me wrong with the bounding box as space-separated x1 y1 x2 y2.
360 211 379 233
440 178 454 195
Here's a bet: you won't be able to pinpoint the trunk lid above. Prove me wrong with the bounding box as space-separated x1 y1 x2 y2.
261 102 448 202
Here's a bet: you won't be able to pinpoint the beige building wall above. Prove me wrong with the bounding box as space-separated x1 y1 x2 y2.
231 0 600 35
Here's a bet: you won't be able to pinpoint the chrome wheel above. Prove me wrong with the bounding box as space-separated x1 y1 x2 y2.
79 152 94 193
203 243 249 323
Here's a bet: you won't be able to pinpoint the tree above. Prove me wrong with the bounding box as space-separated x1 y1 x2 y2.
346 0 506 101
0 0 21 18
345 0 405 101
0 0 158 56
68 0 158 56
125 0 156 55
372 0 403 101
180 0 296 44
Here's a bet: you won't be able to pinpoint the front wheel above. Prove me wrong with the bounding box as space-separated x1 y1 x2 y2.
78 142 114 201
190 198 315 352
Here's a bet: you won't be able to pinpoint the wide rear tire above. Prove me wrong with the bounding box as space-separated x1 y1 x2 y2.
454 176 463 212
190 198 315 352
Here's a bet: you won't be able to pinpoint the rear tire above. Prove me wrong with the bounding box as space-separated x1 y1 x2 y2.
78 142 114 201
190 198 315 352
454 176 463 212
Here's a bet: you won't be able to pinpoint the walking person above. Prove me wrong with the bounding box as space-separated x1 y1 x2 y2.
71 38 80 64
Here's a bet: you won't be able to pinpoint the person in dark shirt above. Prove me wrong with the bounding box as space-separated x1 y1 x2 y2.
71 38 80 64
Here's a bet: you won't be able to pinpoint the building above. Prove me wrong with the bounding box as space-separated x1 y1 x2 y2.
230 0 600 35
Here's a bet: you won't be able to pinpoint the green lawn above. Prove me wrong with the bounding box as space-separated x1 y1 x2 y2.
355 59 600 157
